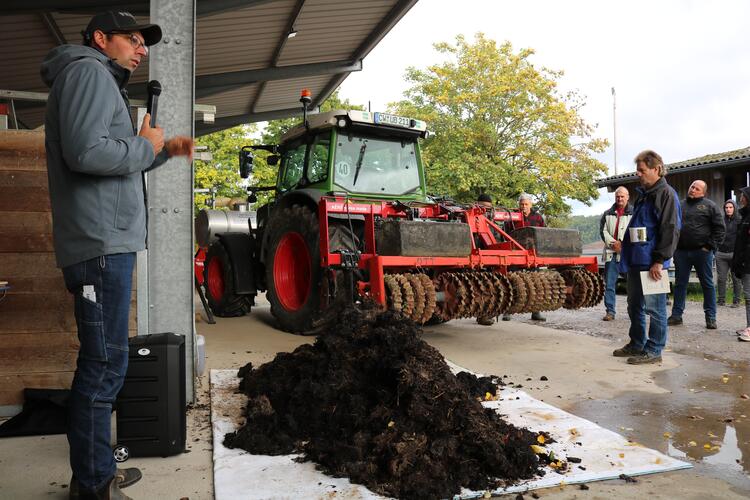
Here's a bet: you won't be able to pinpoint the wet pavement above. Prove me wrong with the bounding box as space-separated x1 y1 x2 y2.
510 297 750 493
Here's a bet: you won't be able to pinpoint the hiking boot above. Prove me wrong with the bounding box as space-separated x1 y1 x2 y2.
70 469 141 499
602 312 615 321
731 302 741 308
613 344 642 357
530 312 546 321
667 316 683 326
74 477 132 500
476 316 494 326
627 351 662 365
706 319 717 330
717 300 726 306
502 314 511 321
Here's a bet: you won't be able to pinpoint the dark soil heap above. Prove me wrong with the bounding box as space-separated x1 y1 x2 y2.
224 309 541 499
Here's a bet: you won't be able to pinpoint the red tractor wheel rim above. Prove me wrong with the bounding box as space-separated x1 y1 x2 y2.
274 232 311 311
207 257 225 301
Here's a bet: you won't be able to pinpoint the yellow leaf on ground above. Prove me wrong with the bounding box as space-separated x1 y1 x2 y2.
537 435 546 444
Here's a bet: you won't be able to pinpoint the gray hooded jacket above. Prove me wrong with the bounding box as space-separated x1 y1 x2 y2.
41 45 168 268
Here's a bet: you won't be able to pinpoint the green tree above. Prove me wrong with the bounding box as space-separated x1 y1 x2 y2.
194 124 257 213
561 214 601 244
391 33 608 221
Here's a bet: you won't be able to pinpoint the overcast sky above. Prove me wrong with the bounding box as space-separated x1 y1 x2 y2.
338 0 750 216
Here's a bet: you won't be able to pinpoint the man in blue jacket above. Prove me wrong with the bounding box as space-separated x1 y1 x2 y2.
41 11 193 499
615 150 681 365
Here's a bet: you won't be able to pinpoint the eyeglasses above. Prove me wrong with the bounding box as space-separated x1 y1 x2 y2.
109 32 148 54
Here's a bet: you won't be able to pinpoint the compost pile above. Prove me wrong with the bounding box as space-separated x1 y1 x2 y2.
224 309 541 499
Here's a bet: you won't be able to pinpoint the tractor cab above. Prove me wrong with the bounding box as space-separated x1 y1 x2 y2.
241 109 431 206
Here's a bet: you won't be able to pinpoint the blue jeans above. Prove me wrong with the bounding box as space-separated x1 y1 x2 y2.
627 269 668 356
671 248 717 321
62 253 135 492
604 258 620 315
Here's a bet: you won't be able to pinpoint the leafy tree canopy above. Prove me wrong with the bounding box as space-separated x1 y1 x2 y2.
194 124 257 214
391 33 608 221
561 214 602 244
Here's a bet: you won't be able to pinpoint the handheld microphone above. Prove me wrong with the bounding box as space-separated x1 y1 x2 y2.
146 80 162 127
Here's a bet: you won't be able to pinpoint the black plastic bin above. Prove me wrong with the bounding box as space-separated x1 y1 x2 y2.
115 333 186 459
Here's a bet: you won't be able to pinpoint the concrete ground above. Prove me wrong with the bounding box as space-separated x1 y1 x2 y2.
1 293 748 499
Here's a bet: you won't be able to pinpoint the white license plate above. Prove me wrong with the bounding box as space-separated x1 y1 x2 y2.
374 112 410 128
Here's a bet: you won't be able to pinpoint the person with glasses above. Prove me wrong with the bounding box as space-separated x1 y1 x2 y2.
41 10 193 500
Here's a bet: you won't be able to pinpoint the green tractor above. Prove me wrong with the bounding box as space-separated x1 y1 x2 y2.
198 102 602 333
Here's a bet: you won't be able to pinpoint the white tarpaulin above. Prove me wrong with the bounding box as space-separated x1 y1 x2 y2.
211 367 691 499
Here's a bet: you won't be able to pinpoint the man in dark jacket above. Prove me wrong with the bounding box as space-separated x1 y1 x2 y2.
615 150 681 364
667 180 725 329
503 193 546 321
716 199 741 307
41 11 193 499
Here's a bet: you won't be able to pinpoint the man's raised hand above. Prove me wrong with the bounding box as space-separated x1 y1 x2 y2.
139 113 164 155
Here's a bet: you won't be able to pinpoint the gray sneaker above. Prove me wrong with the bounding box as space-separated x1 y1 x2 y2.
627 351 662 365
613 344 642 357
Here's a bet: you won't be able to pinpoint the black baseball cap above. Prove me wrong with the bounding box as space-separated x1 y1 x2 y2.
82 11 162 46
477 193 493 203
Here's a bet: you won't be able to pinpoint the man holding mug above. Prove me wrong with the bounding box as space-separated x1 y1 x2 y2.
615 151 681 364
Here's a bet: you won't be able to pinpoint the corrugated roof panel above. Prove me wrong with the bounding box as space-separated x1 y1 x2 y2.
254 74 332 112
198 85 260 118
0 15 55 92
196 0 296 75
597 146 750 187
1 0 416 131
277 0 396 66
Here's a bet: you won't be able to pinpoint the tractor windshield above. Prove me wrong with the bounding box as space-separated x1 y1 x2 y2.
333 135 420 196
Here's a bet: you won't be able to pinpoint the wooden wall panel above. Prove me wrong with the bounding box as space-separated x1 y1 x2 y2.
0 130 138 409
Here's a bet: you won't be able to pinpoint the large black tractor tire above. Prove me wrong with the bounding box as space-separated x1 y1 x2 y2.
265 204 323 334
203 241 252 317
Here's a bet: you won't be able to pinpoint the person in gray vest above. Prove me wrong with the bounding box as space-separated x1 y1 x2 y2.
716 199 741 307
41 10 193 500
599 186 633 321
667 180 725 329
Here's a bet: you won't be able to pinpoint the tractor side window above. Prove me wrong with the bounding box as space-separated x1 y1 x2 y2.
279 143 306 191
307 135 330 185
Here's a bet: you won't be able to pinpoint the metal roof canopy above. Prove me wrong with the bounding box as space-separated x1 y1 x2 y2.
0 0 418 405
597 146 750 190
0 0 418 135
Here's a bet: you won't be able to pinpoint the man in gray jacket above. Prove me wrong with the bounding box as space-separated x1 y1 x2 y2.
41 11 192 499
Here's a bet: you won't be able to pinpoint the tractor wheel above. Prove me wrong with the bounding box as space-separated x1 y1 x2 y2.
203 241 252 317
265 204 322 334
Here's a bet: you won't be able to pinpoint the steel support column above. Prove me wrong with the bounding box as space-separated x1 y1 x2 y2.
143 0 196 402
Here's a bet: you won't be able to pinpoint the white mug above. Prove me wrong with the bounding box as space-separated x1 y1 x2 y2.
629 226 648 243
